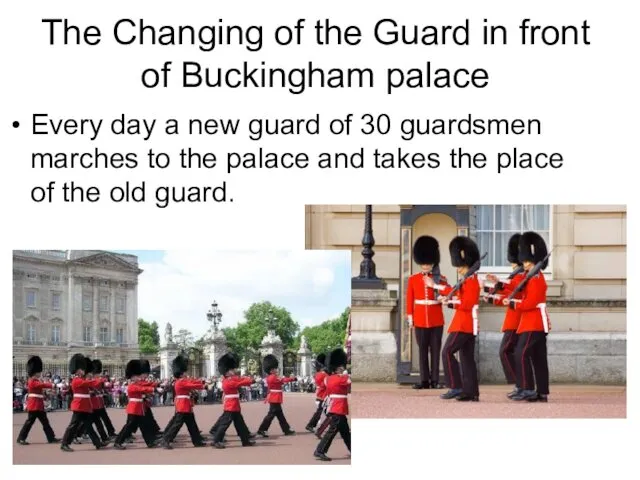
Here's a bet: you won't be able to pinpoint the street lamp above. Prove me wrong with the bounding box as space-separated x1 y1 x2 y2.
352 204 386 289
207 301 223 333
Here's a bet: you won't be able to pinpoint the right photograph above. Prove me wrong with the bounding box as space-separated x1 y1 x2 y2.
305 204 626 418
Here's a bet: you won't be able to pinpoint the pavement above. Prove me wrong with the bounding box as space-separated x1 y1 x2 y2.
12 393 350 465
351 384 626 418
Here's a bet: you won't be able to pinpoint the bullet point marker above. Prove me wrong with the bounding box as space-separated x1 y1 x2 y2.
13 121 20 128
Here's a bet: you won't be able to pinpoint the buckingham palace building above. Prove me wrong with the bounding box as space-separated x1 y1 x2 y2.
305 205 627 385
13 250 142 378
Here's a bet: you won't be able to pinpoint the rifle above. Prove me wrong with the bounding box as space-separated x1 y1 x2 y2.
483 264 525 301
507 250 553 301
445 252 488 301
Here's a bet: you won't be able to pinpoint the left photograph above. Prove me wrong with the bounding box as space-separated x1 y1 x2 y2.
12 250 351 465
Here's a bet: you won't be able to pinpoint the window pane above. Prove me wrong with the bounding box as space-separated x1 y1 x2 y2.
26 291 36 307
100 296 109 312
83 294 92 311
52 293 60 310
496 205 522 231
476 205 493 230
533 205 550 230
477 232 494 266
495 232 515 266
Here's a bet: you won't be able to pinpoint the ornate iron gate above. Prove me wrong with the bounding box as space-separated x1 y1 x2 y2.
283 351 297 377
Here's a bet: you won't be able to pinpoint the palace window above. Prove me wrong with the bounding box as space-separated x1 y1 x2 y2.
51 325 61 344
116 328 125 344
473 205 551 271
26 291 37 308
51 292 61 310
83 325 92 342
99 326 109 343
27 323 37 344
116 296 126 313
82 294 92 312
100 295 109 312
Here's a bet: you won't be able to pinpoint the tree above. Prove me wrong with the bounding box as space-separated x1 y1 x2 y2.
138 318 160 354
295 307 350 355
174 328 195 353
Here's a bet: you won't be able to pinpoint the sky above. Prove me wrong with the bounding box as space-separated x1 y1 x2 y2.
113 250 351 338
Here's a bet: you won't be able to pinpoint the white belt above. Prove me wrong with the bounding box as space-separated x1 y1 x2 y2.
175 395 191 399
415 299 441 305
224 394 239 399
269 390 282 393
128 398 143 402
537 303 547 308
329 394 348 399
28 394 44 398
73 394 91 398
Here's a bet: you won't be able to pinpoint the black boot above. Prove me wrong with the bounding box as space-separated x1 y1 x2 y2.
314 451 332 461
456 393 479 402
440 389 462 399
511 389 538 401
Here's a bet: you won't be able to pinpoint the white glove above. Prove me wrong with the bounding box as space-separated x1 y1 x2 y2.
406 315 413 327
343 370 349 376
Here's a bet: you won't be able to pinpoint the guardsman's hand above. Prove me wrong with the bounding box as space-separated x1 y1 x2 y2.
424 276 435 288
502 298 510 306
406 315 413 328
485 274 499 284
438 296 447 303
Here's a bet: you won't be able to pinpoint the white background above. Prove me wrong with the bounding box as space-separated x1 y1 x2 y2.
0 0 636 477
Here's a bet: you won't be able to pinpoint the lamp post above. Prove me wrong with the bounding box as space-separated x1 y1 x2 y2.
352 205 386 289
206 301 223 333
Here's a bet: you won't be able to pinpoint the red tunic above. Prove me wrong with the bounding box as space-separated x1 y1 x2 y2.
221 376 253 412
126 382 156 416
26 378 53 412
325 374 351 416
265 374 294 404
173 378 204 413
139 380 159 408
70 377 101 413
90 378 105 410
441 274 480 335
490 272 526 331
406 272 448 328
513 272 551 334
315 371 328 400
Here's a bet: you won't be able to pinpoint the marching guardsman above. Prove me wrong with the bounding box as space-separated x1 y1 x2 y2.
60 354 108 452
505 232 551 402
134 360 162 437
406 236 447 389
159 355 207 449
210 353 255 449
483 234 527 398
16 356 60 445
256 354 296 437
75 357 109 443
314 348 351 462
305 353 328 432
113 360 161 450
90 359 117 438
429 236 481 402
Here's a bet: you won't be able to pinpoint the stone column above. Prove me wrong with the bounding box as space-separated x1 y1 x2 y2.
109 284 116 343
92 281 99 344
66 273 74 345
132 282 139 351
206 331 228 377
297 343 312 377
159 344 179 379
259 331 284 371
350 288 398 382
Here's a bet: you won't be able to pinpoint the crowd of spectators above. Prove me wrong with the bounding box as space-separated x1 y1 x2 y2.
13 373 316 412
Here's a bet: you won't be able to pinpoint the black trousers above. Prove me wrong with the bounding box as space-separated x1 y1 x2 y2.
415 326 444 385
17 410 56 442
515 331 550 394
212 411 252 445
78 411 108 441
115 414 157 447
163 412 202 445
258 403 291 433
131 407 161 435
61 412 102 447
306 400 324 429
442 332 479 396
95 408 116 436
315 414 350 454
500 330 519 385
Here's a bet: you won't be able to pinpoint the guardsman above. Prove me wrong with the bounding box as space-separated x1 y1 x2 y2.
60 354 108 452
313 348 351 462
210 353 255 449
505 232 551 402
113 360 161 450
76 356 109 443
129 360 162 439
159 356 206 449
483 234 526 398
90 360 117 437
429 236 481 402
305 353 328 432
256 355 296 437
406 236 447 389
16 356 60 445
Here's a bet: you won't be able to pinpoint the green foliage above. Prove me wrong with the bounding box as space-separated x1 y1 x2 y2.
296 307 350 355
138 318 160 354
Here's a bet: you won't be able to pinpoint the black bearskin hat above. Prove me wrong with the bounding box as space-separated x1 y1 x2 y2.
92 359 103 374
125 359 143 379
69 353 86 375
413 236 440 266
171 355 188 378
507 234 522 265
141 359 151 375
27 356 43 377
314 353 327 370
218 353 238 376
327 348 348 374
519 232 549 269
84 356 93 375
262 354 279 374
449 236 480 268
